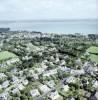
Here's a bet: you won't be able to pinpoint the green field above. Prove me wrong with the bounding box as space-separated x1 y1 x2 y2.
90 54 98 64
0 51 17 61
87 46 98 64
87 46 98 54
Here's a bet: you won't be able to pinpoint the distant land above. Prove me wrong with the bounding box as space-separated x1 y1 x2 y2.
0 19 98 23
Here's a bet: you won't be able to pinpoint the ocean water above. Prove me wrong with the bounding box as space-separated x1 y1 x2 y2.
0 20 98 34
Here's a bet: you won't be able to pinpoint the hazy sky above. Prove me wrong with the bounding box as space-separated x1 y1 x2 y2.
0 0 97 20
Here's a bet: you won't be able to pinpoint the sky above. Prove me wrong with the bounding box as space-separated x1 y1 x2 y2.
0 0 97 20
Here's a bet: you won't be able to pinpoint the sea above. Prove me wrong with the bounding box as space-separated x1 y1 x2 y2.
0 19 98 34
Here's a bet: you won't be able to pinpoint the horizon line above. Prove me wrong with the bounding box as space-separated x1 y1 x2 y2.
0 18 98 22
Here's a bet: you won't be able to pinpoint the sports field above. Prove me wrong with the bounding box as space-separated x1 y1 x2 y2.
87 46 98 54
87 46 98 64
0 51 17 61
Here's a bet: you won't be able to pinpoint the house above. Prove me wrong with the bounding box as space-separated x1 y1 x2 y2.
43 69 57 77
75 58 82 66
11 76 19 84
29 70 35 76
17 84 25 91
60 60 66 66
95 38 98 45
62 76 76 84
95 92 98 99
92 80 98 88
35 68 44 74
22 56 32 61
47 90 60 100
39 85 51 94
62 85 69 92
11 68 18 74
11 88 20 95
22 79 29 86
30 89 40 97
33 74 39 80
6 58 20 65
2 80 9 89
89 96 97 100
18 71 24 77
36 96 44 100
59 66 71 72
41 62 48 69
69 97 75 100
70 69 85 75
55 57 59 63
46 80 55 88
0 73 7 80
66 76 76 84
0 92 9 100
83 62 94 75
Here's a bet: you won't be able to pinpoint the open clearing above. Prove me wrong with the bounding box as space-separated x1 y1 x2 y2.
0 51 17 61
87 46 98 64
87 46 98 54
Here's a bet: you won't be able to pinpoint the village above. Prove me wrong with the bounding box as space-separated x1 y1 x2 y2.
0 29 98 100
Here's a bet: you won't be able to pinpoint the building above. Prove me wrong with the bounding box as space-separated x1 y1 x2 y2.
0 92 9 100
39 85 51 94
47 90 60 100
2 80 9 89
17 84 25 91
46 80 55 88
30 89 40 97
62 85 69 92
11 88 20 95
0 28 10 33
96 38 98 45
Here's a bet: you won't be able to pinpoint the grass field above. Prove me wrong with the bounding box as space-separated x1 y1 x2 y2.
87 46 98 54
89 54 98 64
87 46 98 64
0 51 17 61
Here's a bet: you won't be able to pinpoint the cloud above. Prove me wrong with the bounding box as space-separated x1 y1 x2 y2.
0 0 97 20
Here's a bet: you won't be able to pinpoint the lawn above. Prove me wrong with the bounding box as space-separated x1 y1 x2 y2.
87 46 98 54
89 54 98 64
0 51 17 61
87 46 98 64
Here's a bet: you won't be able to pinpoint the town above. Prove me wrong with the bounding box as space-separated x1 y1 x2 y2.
0 29 98 100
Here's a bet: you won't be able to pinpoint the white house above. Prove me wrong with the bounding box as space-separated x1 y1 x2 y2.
70 69 85 75
33 74 39 80
6 58 20 65
46 80 55 88
66 76 76 84
95 92 98 99
0 92 9 100
39 85 51 94
22 79 29 86
0 73 7 80
2 80 9 89
92 80 98 88
60 60 66 66
35 68 44 74
17 84 25 91
62 85 69 92
11 76 20 84
58 66 71 72
48 90 60 100
43 69 57 77
12 88 20 95
30 89 40 97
